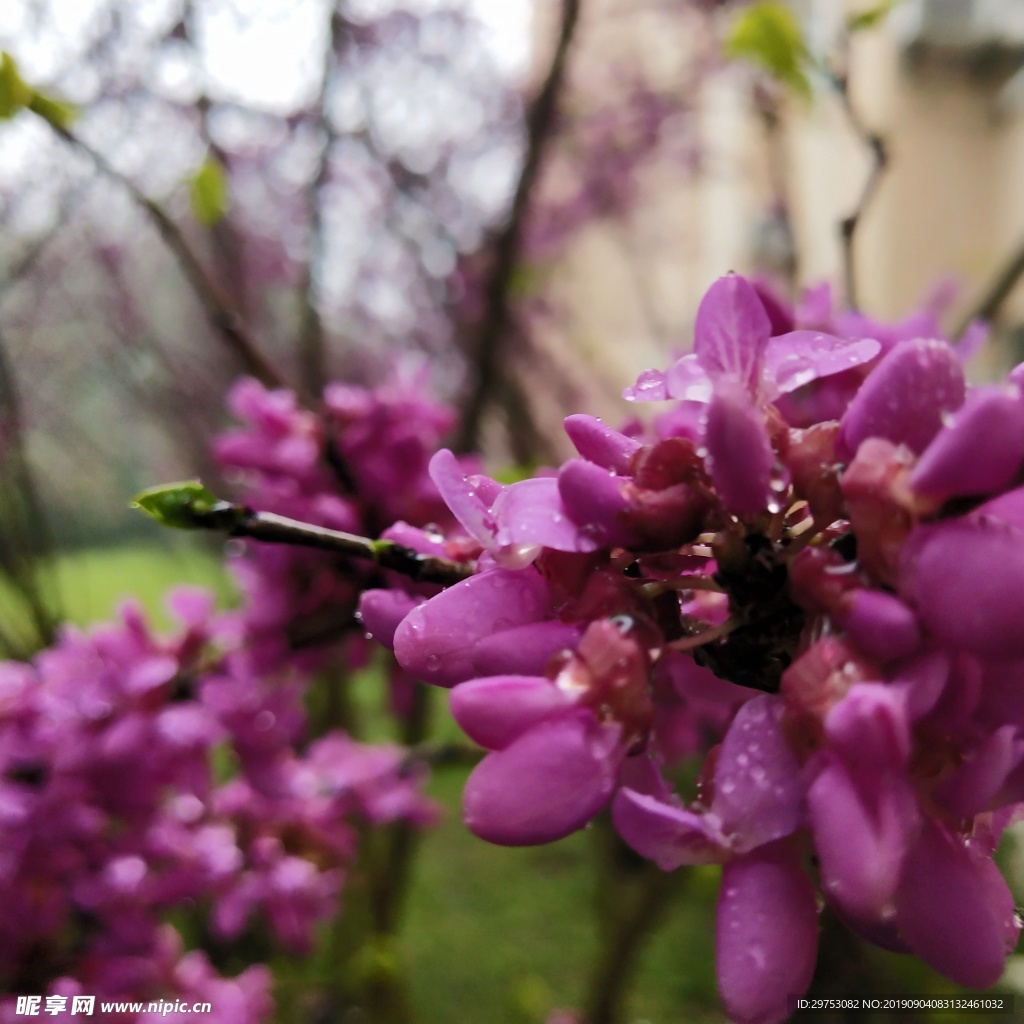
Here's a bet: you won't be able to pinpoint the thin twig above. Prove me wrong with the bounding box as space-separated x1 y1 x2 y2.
297 3 348 401
233 509 473 585
45 122 285 389
142 494 474 586
954 234 1024 339
454 0 583 454
827 64 887 311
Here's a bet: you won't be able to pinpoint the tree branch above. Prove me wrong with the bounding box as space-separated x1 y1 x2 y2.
46 122 285 389
828 67 887 311
454 0 583 454
298 4 349 401
955 233 1024 338
133 484 473 586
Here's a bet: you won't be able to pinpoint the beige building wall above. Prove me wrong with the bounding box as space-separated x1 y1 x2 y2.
529 0 1024 411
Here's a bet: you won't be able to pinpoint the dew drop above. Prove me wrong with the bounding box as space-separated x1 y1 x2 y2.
425 654 441 672
254 710 276 732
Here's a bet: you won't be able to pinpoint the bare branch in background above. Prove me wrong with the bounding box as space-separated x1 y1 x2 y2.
297 3 348 402
955 234 1024 339
827 52 887 311
46 122 286 390
0 332 60 658
455 0 583 455
182 0 254 331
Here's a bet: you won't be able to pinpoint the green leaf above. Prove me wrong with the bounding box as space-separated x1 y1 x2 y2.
132 481 240 531
190 156 229 226
725 1 812 98
847 0 901 32
0 52 76 126
0 53 32 120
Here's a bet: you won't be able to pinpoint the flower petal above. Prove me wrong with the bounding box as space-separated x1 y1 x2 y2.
910 386 1024 502
450 676 578 750
462 710 621 845
492 477 599 564
900 517 1024 658
808 755 917 921
428 449 497 548
563 415 642 474
716 843 819 1024
895 818 1018 988
704 380 775 517
694 274 771 397
393 569 550 686
838 339 965 460
765 331 880 395
558 458 641 547
713 695 803 851
472 620 584 677
612 787 727 869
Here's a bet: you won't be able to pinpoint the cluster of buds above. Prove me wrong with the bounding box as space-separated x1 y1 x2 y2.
0 589 434 1022
362 274 1024 1024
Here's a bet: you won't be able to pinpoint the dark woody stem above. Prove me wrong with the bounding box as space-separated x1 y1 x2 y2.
133 485 473 587
227 508 473 586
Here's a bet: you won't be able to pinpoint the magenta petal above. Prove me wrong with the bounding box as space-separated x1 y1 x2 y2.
563 415 642 474
558 458 639 547
824 684 911 773
492 477 598 563
841 590 921 662
450 676 578 750
910 386 1024 501
900 518 1024 658
712 696 803 851
716 844 819 1024
462 710 621 845
752 278 795 335
837 339 965 459
935 726 1022 819
896 818 1018 987
765 331 880 395
393 569 550 685
428 449 497 548
472 620 583 677
976 483 1024 531
808 756 917 921
612 788 727 869
694 274 771 397
704 380 775 517
166 586 216 629
358 590 420 651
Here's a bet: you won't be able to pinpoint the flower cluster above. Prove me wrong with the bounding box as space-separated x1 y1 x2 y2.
0 589 434 1022
214 372 477 716
372 274 1024 1024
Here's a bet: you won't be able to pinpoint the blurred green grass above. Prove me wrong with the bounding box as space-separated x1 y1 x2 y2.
51 537 237 628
